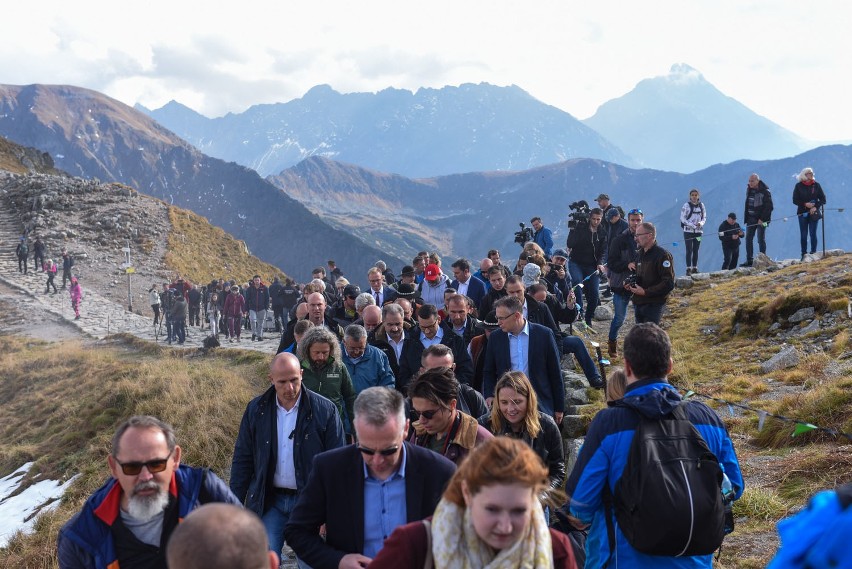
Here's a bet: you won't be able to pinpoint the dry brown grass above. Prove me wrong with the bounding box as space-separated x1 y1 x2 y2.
0 334 272 567
165 206 288 285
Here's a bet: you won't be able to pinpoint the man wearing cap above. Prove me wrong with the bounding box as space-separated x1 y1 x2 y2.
333 284 362 326
604 207 628 261
566 208 607 329
449 258 487 309
719 213 745 270
366 267 397 306
545 249 574 305
417 263 449 307
595 193 614 217
391 265 416 291
531 216 554 259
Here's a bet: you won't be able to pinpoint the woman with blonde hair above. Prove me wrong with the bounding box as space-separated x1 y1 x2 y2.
482 371 565 490
370 436 577 568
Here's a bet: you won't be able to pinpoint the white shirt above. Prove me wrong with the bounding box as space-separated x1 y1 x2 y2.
420 326 444 348
273 395 300 489
387 332 406 363
455 276 470 297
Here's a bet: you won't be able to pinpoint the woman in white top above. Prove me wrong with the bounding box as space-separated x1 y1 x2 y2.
679 188 707 275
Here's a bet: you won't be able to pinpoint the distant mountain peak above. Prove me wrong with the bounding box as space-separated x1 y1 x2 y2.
668 63 704 81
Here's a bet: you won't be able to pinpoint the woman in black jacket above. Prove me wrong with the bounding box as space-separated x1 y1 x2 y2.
480 370 565 489
792 167 827 259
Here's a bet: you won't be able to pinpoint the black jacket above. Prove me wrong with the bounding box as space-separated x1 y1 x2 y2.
230 386 345 517
607 228 639 295
744 180 774 224
792 181 827 215
718 220 744 247
478 287 507 321
566 224 606 266
277 315 344 354
368 322 413 383
633 242 675 306
397 324 473 392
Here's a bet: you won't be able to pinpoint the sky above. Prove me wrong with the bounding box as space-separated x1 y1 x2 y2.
2 0 851 142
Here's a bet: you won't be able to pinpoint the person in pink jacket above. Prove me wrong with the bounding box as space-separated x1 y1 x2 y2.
69 276 83 319
223 285 247 342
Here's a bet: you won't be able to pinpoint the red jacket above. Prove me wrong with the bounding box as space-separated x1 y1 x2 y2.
369 518 577 568
223 292 246 317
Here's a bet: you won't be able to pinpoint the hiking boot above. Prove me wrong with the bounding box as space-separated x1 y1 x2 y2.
589 376 604 389
251 333 256 341
608 339 617 358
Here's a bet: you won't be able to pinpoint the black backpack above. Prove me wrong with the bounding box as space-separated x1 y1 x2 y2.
607 402 725 557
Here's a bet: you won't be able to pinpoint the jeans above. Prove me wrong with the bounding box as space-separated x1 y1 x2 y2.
18 256 27 274
683 232 701 269
568 261 600 325
562 335 601 383
798 213 820 254
272 305 286 332
250 309 268 339
608 291 631 341
262 492 312 568
208 314 219 336
745 223 766 262
634 302 664 324
165 317 173 342
173 320 186 344
722 244 740 270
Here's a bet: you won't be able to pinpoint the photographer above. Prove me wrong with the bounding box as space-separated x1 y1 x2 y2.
626 222 675 324
566 207 606 328
606 209 643 357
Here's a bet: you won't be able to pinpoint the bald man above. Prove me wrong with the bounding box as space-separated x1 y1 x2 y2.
167 504 277 569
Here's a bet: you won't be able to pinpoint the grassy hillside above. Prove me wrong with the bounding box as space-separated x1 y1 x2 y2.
165 206 288 285
0 335 270 567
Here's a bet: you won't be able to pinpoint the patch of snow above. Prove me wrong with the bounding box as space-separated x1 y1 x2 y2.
0 463 79 547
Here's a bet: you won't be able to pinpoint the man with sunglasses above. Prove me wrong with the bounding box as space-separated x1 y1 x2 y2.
285 387 455 569
58 415 240 569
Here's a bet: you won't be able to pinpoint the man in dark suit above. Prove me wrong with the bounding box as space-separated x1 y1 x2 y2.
397 304 473 392
367 267 398 306
284 387 455 569
449 258 487 309
482 295 565 425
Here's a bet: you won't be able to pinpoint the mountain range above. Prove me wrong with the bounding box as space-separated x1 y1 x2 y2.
141 65 813 177
0 84 402 281
584 64 809 173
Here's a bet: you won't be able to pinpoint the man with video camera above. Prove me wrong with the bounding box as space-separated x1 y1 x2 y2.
566 207 606 329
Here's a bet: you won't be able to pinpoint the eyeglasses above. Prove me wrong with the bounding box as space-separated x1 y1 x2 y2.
115 451 172 475
634 232 652 237
495 313 518 321
627 209 643 215
411 408 441 421
357 445 400 456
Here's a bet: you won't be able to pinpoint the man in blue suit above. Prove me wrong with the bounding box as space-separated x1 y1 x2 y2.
366 267 397 306
284 387 455 569
482 295 565 425
449 258 487 309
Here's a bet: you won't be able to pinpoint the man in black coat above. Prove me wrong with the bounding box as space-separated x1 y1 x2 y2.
397 304 473 392
284 387 455 569
743 173 774 266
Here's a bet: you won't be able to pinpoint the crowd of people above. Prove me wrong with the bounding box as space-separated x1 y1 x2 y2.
49 171 839 569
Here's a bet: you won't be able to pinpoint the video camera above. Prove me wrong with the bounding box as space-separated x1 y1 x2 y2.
567 200 591 230
514 223 535 247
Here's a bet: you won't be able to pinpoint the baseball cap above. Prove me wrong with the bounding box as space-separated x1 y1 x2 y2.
552 248 569 260
424 264 441 281
595 193 610 202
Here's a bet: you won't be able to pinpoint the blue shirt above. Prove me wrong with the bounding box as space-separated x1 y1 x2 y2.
362 445 408 558
508 320 530 377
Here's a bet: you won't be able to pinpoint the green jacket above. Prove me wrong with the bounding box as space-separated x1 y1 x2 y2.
301 357 355 433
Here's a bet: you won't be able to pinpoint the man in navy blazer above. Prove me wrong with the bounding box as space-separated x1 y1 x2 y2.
449 258 487 309
366 267 397 306
482 295 565 425
284 387 455 569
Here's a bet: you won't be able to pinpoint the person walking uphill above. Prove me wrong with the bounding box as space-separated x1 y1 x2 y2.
61 249 75 288
223 285 247 342
680 188 706 275
44 259 58 293
245 275 270 341
792 167 827 260
15 237 29 274
69 276 83 320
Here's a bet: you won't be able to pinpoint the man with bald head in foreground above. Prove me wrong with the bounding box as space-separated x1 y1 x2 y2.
167 503 277 569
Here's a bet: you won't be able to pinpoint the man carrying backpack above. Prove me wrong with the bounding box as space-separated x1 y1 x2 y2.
560 323 743 568
15 237 29 274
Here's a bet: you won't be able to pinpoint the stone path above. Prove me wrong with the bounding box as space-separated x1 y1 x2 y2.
0 203 280 353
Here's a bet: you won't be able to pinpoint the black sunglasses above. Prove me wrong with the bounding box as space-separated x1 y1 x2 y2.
115 451 172 476
411 408 441 421
357 445 400 457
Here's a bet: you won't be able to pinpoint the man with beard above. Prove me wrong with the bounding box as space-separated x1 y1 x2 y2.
58 416 239 569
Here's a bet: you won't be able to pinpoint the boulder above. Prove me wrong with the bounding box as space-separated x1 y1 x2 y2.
788 307 815 324
675 276 694 289
760 345 800 374
752 253 778 271
593 304 613 321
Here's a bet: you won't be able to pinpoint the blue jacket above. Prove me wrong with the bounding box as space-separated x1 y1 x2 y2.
230 386 345 517
563 379 744 568
57 465 239 569
533 226 554 258
341 344 396 394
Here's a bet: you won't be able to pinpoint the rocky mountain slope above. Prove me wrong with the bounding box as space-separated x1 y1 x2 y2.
269 147 851 271
584 64 809 173
0 85 401 281
140 83 635 178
